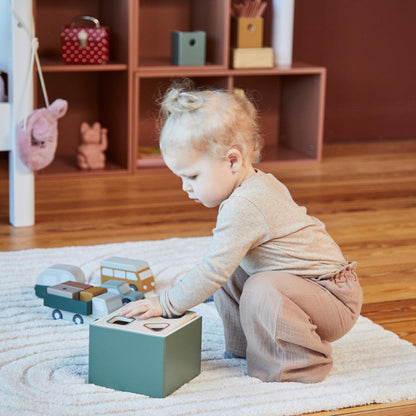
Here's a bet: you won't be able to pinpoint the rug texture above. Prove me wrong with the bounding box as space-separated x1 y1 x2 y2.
1 236 416 416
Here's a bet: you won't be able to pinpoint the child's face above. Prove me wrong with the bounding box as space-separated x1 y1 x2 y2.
164 148 239 208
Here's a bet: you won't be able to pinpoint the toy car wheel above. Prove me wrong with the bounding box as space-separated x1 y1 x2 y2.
129 284 138 291
122 298 131 305
73 314 84 325
52 309 63 320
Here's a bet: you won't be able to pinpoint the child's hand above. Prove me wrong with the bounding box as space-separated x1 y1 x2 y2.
120 297 163 320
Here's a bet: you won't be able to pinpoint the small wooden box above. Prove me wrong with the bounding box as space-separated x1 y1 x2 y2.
171 31 206 66
89 309 202 397
232 47 274 69
232 17 264 48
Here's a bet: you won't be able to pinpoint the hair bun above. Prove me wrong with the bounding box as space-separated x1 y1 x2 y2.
162 88 203 115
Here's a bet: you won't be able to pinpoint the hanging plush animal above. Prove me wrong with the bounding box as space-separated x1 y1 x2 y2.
17 99 68 171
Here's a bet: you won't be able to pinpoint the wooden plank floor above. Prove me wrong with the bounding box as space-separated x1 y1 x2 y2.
1 140 415 415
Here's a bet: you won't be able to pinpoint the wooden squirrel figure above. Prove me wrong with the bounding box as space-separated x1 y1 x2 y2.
77 122 108 170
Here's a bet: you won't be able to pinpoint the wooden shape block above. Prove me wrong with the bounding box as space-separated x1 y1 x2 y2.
89 310 202 397
47 283 82 299
63 281 93 290
232 47 274 69
80 286 107 302
171 31 206 66
232 17 264 48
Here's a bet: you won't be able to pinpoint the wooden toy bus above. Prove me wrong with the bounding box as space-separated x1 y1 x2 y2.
100 256 156 293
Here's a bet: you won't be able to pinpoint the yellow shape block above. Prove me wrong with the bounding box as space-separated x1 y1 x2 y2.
80 286 107 302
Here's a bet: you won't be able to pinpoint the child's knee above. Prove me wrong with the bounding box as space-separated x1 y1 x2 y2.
240 272 282 310
240 273 285 334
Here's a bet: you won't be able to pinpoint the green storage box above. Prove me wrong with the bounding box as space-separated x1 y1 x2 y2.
88 309 202 397
171 30 206 66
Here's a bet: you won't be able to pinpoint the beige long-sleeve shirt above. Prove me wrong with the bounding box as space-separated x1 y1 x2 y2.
160 170 348 317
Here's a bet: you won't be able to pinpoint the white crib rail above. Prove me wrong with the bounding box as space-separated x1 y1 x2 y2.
0 0 35 227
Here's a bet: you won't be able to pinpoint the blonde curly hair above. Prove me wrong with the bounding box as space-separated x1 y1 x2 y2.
159 83 263 163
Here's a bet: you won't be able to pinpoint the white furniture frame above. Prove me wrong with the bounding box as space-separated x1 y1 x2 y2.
0 0 35 226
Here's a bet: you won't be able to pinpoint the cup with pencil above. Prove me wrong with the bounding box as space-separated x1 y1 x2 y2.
231 0 268 20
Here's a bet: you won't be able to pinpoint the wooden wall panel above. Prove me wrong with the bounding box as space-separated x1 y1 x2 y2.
293 0 416 143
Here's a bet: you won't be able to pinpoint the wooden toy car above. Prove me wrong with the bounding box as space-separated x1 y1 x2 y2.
100 256 156 293
100 279 144 304
35 264 125 324
36 280 123 325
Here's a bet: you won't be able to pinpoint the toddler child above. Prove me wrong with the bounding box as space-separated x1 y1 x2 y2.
121 85 363 383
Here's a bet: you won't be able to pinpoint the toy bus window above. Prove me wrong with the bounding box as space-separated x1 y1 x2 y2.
107 316 134 326
126 271 138 281
139 269 152 280
102 268 113 277
114 269 125 279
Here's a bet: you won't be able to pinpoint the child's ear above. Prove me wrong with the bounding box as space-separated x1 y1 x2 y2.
226 147 243 172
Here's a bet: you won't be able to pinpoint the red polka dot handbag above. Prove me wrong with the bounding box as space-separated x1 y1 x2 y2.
61 16 110 64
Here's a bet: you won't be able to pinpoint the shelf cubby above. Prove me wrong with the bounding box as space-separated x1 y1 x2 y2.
35 0 130 67
136 0 229 70
233 68 325 163
36 71 129 176
134 74 231 168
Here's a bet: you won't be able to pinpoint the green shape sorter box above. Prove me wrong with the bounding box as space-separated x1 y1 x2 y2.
88 309 202 397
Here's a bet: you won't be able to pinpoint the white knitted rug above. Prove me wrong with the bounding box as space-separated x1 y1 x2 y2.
1 237 416 416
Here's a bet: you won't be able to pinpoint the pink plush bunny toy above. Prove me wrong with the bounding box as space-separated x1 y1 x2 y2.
17 99 68 171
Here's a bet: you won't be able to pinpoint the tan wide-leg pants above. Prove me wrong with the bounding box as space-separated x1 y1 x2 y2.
214 263 363 383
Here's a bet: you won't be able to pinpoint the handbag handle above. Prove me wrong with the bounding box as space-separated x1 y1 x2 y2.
70 15 101 28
